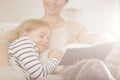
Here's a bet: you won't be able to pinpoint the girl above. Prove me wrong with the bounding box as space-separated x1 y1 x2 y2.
0 19 63 80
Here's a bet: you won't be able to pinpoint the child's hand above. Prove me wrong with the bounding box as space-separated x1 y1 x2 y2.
48 49 63 60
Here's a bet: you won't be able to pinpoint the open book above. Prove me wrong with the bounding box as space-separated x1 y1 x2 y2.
60 42 116 65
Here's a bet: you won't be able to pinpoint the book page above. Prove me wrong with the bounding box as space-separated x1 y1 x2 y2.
65 43 93 48
60 42 116 65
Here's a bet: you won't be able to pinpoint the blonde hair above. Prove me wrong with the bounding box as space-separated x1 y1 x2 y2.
0 19 50 65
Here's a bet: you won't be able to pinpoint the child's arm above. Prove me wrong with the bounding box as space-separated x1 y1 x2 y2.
13 39 59 80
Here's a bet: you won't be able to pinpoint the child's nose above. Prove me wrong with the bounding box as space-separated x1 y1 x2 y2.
44 36 49 43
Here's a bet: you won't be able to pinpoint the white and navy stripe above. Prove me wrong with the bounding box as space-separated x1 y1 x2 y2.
8 36 59 80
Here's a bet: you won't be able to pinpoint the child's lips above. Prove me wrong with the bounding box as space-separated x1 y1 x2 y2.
41 43 49 49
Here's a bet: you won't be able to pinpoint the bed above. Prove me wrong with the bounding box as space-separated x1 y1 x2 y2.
0 23 119 80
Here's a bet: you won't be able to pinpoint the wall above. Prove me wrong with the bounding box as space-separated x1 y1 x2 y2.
0 0 43 23
0 0 119 36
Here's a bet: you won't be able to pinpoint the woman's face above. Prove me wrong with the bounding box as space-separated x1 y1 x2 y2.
43 0 67 15
25 27 51 53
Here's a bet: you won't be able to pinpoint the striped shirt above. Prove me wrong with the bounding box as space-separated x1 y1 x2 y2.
8 36 59 80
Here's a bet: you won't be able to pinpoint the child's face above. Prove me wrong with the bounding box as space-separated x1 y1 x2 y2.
25 27 51 53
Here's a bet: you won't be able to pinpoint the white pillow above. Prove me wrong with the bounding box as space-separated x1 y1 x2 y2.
0 23 19 34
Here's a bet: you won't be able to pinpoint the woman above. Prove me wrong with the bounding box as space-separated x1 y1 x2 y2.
38 0 115 80
40 0 89 50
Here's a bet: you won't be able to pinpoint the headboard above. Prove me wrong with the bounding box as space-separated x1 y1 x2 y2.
0 23 19 34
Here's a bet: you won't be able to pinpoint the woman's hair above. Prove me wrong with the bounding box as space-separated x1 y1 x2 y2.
66 0 69 3
0 19 50 55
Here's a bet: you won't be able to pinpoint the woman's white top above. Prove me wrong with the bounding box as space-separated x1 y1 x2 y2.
50 26 68 49
40 20 87 62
